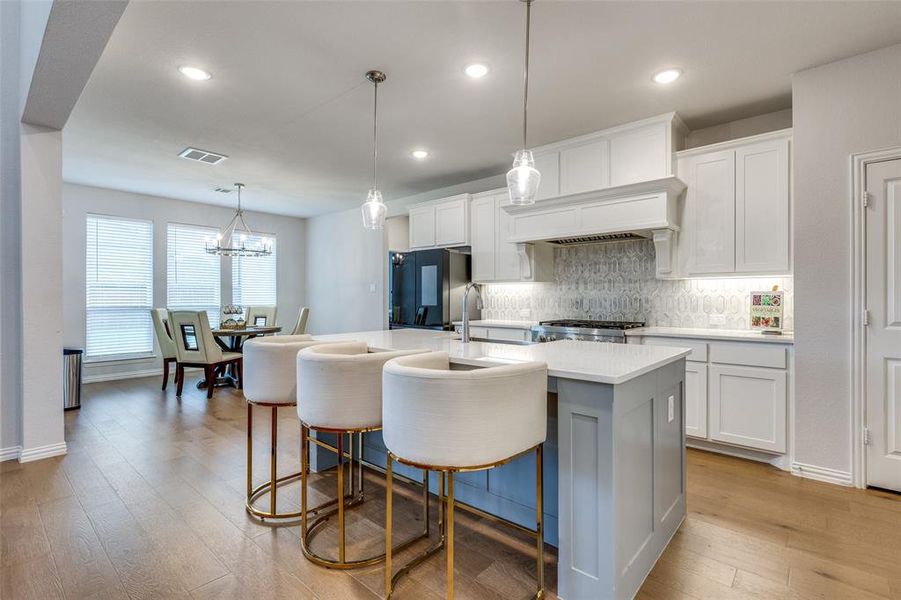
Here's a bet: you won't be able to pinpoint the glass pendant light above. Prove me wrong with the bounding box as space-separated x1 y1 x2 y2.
507 0 540 205
362 70 388 229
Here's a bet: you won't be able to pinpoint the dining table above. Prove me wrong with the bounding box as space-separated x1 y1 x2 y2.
197 325 282 389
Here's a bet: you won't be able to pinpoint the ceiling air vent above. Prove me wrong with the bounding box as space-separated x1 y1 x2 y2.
547 232 648 246
178 147 228 165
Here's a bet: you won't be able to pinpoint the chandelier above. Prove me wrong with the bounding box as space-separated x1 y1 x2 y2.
205 183 272 256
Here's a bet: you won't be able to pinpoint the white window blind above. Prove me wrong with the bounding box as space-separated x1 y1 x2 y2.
167 223 221 327
86 215 154 360
232 235 277 307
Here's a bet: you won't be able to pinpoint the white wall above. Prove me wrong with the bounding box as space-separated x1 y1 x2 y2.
62 183 307 381
792 43 901 474
684 108 793 149
304 174 505 335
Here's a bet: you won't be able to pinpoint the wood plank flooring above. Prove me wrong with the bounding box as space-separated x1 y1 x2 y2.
2 374 899 599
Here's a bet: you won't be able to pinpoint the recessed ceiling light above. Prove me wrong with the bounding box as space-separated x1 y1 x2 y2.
178 65 212 81
652 68 682 84
465 63 489 79
411 149 429 160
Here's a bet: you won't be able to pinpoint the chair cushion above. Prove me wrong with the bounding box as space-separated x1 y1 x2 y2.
242 338 337 405
382 352 548 468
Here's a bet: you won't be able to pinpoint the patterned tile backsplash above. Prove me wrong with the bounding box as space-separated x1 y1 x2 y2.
481 240 793 330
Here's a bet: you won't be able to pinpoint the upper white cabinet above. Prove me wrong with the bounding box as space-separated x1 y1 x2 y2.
531 113 686 202
408 194 471 249
677 129 791 277
471 190 552 283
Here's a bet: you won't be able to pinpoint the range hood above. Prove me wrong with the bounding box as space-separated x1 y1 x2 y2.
502 176 686 276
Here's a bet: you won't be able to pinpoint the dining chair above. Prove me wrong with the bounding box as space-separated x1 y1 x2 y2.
290 306 310 335
168 310 243 399
245 306 278 328
150 308 178 390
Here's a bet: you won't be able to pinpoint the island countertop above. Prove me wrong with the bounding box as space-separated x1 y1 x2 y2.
312 328 690 385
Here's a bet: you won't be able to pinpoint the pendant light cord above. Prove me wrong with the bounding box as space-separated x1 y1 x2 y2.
522 0 532 150
372 79 379 190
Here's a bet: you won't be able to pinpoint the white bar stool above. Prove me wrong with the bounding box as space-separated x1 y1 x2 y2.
382 351 548 600
242 334 329 522
297 342 429 569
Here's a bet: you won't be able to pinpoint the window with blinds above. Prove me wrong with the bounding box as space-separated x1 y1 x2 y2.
86 215 154 360
167 223 221 327
232 235 277 307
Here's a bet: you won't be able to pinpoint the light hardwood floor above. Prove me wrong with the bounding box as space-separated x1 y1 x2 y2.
2 373 900 600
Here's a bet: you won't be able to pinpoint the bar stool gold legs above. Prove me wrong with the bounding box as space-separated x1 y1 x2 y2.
245 403 303 522
385 444 546 600
300 424 430 570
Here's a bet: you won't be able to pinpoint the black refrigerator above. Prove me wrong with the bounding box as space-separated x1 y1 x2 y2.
388 249 479 330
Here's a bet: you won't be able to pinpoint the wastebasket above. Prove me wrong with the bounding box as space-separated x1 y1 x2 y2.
63 348 83 411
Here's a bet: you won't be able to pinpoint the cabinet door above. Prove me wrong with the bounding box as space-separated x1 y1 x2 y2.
609 123 668 186
495 195 522 281
533 151 560 201
409 206 436 249
684 362 708 439
708 364 786 453
735 137 790 274
435 198 469 247
560 139 609 195
470 196 496 282
684 150 736 275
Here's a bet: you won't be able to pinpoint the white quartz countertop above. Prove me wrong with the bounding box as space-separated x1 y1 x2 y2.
311 329 690 385
450 319 537 329
626 326 794 344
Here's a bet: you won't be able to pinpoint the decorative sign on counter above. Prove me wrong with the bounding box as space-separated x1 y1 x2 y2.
750 287 783 333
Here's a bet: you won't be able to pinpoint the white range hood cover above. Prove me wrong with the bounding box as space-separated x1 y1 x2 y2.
502 176 686 244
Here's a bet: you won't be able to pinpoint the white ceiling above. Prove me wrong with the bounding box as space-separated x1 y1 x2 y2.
63 1 901 218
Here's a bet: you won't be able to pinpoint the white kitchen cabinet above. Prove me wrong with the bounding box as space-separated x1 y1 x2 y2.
470 195 496 281
681 149 736 275
709 364 786 453
560 138 609 195
408 194 470 249
677 129 792 277
532 152 560 201
470 190 552 283
408 205 436 249
684 361 708 439
609 122 669 187
735 137 790 273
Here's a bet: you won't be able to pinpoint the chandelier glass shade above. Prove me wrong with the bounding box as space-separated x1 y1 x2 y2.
205 183 272 256
362 70 388 230
507 0 540 206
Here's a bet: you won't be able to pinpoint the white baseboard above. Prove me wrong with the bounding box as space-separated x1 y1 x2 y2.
791 461 853 487
0 446 22 462
18 442 67 463
83 366 201 384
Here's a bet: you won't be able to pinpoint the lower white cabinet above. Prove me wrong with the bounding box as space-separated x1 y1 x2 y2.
708 364 787 453
684 361 708 439
636 334 791 455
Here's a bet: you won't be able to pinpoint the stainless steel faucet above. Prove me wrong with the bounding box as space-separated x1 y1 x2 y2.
461 282 483 343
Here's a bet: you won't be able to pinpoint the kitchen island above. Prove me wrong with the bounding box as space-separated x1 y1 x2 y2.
312 329 689 600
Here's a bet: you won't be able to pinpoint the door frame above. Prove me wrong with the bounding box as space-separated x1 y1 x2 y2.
850 146 901 488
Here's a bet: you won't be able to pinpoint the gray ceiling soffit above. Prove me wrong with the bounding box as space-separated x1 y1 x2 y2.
22 0 128 130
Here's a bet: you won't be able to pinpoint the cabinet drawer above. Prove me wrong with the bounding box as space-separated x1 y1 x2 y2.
487 327 531 343
641 336 708 362
709 342 786 369
469 326 489 339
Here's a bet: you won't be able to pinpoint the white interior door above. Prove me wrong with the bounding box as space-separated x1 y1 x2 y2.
866 158 901 492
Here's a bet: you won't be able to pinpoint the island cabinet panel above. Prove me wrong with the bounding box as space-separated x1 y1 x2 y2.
557 360 686 600
708 364 787 453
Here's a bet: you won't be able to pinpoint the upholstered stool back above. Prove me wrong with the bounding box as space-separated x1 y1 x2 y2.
297 342 427 431
243 335 322 405
382 351 548 468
